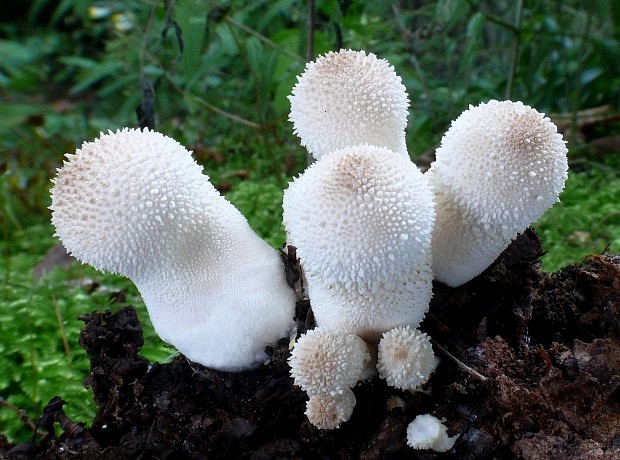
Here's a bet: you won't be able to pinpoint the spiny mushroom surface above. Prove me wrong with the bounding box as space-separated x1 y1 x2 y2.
305 389 356 430
289 49 409 160
282 144 435 341
289 328 370 396
50 128 296 371
426 100 568 287
377 325 438 391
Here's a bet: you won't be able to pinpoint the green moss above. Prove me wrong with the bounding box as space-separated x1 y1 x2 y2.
535 164 620 272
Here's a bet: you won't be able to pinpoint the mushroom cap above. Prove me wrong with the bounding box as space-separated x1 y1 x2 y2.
427 100 568 286
51 128 295 371
289 328 370 396
283 145 435 338
305 389 356 430
51 127 232 278
289 49 409 160
407 414 458 452
377 325 438 391
283 144 434 288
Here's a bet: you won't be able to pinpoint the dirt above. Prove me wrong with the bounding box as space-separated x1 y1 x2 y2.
1 229 619 459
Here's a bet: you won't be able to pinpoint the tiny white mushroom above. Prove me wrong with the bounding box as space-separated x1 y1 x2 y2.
426 100 568 287
377 325 438 391
305 389 356 430
283 145 435 341
407 414 458 452
289 328 371 396
289 49 409 160
50 128 296 371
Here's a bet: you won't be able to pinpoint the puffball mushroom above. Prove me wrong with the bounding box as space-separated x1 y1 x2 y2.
282 144 435 341
407 414 458 452
377 325 438 391
427 100 568 287
305 389 356 430
289 328 371 396
50 128 296 371
289 49 409 160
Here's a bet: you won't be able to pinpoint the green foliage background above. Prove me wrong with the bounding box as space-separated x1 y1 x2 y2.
1 0 618 442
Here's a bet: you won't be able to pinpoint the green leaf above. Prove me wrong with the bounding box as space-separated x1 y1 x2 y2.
579 67 602 85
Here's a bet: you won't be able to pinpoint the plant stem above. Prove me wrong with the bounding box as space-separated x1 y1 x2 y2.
306 0 315 62
505 0 524 100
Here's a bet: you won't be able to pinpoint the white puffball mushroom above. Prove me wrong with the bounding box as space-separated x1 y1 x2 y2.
407 414 458 452
377 325 438 391
305 389 356 430
50 128 296 371
289 49 409 160
283 145 435 341
289 328 370 396
427 100 568 287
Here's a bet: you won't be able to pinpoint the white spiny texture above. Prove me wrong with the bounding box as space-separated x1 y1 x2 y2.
305 389 356 430
407 414 458 452
289 49 409 160
427 100 568 286
377 325 438 391
50 128 295 371
283 145 435 341
289 328 370 396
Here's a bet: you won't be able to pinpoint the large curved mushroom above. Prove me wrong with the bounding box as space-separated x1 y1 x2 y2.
50 128 296 371
427 100 568 287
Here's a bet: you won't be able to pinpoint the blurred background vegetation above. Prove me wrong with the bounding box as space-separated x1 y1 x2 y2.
1 0 618 442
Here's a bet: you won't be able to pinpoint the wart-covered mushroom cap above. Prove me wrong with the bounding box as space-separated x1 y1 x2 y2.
427 100 568 287
283 144 435 341
288 328 371 396
305 388 356 430
289 49 409 160
50 128 296 371
377 325 438 391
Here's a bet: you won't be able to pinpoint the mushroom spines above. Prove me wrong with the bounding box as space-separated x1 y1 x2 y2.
377 325 438 391
283 144 435 285
429 100 568 227
289 49 409 159
305 389 356 430
288 328 370 396
50 127 240 278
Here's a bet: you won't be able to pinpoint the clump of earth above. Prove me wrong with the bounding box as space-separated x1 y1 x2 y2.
1 230 619 459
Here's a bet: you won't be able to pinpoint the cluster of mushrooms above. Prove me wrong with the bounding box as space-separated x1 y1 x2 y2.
50 49 568 451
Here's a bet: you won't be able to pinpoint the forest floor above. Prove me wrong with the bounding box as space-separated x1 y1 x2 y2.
1 230 618 459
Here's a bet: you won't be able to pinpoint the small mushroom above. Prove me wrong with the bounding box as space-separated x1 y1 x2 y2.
305 389 356 430
407 414 458 452
282 144 435 341
288 328 371 396
377 325 438 391
426 100 568 286
289 49 409 160
50 128 296 371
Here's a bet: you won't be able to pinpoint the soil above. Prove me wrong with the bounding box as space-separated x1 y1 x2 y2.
1 229 619 459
